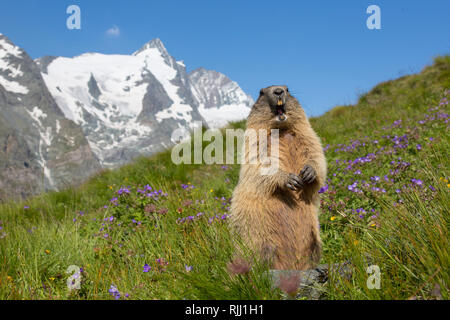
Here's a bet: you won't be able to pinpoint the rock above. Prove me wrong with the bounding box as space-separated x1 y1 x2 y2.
269 262 353 300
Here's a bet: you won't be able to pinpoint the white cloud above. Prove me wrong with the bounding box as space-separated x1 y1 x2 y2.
106 25 120 37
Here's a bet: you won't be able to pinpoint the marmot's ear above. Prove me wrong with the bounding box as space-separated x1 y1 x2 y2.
259 89 264 96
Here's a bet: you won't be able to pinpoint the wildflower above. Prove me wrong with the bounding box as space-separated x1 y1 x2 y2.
109 284 121 300
157 208 168 215
143 264 151 273
277 274 301 297
318 184 329 194
49 277 55 281
45 250 50 254
23 206 29 209
210 189 214 193
117 187 130 195
330 216 336 221
227 257 251 275
143 204 156 214
353 240 359 246
185 265 193 272
182 200 193 207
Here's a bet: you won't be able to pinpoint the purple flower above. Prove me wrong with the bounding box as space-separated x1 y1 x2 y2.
185 265 193 272
143 264 151 273
109 284 120 300
416 144 422 150
318 184 329 194
118 187 130 195
347 182 359 192
24 206 30 209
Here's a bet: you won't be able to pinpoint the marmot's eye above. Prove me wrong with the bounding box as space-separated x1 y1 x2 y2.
259 89 264 96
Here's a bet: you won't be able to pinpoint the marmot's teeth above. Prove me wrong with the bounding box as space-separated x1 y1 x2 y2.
277 100 283 106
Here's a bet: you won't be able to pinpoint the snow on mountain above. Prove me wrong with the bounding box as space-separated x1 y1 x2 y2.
39 38 254 168
0 34 101 200
189 67 254 128
0 36 29 94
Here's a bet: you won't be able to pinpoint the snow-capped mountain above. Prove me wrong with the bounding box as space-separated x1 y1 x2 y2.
0 34 101 200
0 34 253 199
38 38 254 168
189 67 253 128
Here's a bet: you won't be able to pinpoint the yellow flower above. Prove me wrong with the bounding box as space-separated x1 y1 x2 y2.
109 186 113 190
7 276 12 281
210 189 214 193
49 277 55 281
330 216 336 221
353 240 359 246
45 249 50 254
447 184 450 188
370 223 377 228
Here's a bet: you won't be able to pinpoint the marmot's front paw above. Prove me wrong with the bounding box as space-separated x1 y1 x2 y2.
300 165 317 184
285 173 304 191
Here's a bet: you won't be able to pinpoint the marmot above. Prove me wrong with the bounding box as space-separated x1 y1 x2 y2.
230 85 327 270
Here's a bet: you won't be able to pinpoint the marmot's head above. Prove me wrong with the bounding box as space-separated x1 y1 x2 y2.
251 85 305 128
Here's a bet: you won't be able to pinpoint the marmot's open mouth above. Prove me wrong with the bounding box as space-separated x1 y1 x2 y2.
275 99 287 121
276 99 286 115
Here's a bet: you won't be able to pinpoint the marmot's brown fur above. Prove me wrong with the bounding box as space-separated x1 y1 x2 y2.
230 85 327 270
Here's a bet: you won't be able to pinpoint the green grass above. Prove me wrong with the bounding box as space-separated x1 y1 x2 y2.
0 56 449 300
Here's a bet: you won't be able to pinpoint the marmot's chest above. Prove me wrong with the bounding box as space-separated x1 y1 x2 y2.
277 132 306 173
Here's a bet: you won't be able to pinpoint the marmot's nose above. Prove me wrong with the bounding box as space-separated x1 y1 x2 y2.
273 88 284 96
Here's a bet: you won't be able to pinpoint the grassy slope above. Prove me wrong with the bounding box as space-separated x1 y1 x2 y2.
0 56 448 300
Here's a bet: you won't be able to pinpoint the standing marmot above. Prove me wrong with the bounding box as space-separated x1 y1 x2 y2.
230 85 327 270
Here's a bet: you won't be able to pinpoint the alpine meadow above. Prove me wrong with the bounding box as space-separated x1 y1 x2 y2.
0 56 449 300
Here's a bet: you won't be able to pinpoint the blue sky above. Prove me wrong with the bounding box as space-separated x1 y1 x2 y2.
1 0 449 116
